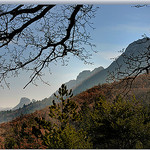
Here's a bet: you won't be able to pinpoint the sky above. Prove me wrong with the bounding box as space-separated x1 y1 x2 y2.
1 4 150 108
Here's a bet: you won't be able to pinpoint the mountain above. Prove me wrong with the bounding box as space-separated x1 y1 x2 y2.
73 37 150 95
12 97 31 110
64 66 104 90
0 38 149 124
0 96 54 123
0 67 104 124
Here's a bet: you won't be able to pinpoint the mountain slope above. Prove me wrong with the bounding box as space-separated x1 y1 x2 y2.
63 66 104 90
73 37 150 95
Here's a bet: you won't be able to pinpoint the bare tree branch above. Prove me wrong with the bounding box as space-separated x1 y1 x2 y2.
0 4 97 88
107 37 150 95
0 5 55 47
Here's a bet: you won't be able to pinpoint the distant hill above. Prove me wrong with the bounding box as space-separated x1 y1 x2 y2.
0 96 54 123
12 97 31 110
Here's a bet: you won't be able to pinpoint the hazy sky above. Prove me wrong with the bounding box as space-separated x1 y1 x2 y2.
1 4 150 108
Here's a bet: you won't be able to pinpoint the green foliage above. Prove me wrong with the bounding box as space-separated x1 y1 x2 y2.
4 123 22 148
83 95 150 149
42 124 92 149
4 137 16 149
34 84 92 149
48 84 80 130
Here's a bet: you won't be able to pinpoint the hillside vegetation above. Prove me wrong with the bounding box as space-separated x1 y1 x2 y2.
0 73 150 149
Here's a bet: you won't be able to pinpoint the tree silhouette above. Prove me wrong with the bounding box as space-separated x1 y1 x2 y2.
0 5 97 88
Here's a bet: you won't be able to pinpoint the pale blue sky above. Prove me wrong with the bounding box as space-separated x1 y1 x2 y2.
1 4 150 107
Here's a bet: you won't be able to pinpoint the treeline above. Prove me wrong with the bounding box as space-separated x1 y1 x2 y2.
2 84 150 149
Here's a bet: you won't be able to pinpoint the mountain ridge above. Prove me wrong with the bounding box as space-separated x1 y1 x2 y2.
64 66 104 90
73 37 150 95
0 37 149 123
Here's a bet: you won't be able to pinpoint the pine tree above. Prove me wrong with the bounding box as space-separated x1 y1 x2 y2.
33 84 92 149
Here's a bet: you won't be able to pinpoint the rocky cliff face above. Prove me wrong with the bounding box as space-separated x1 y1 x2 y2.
76 70 91 83
12 97 31 110
64 66 104 90
76 67 104 84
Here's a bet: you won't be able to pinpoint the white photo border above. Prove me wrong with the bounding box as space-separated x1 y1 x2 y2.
0 0 150 4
